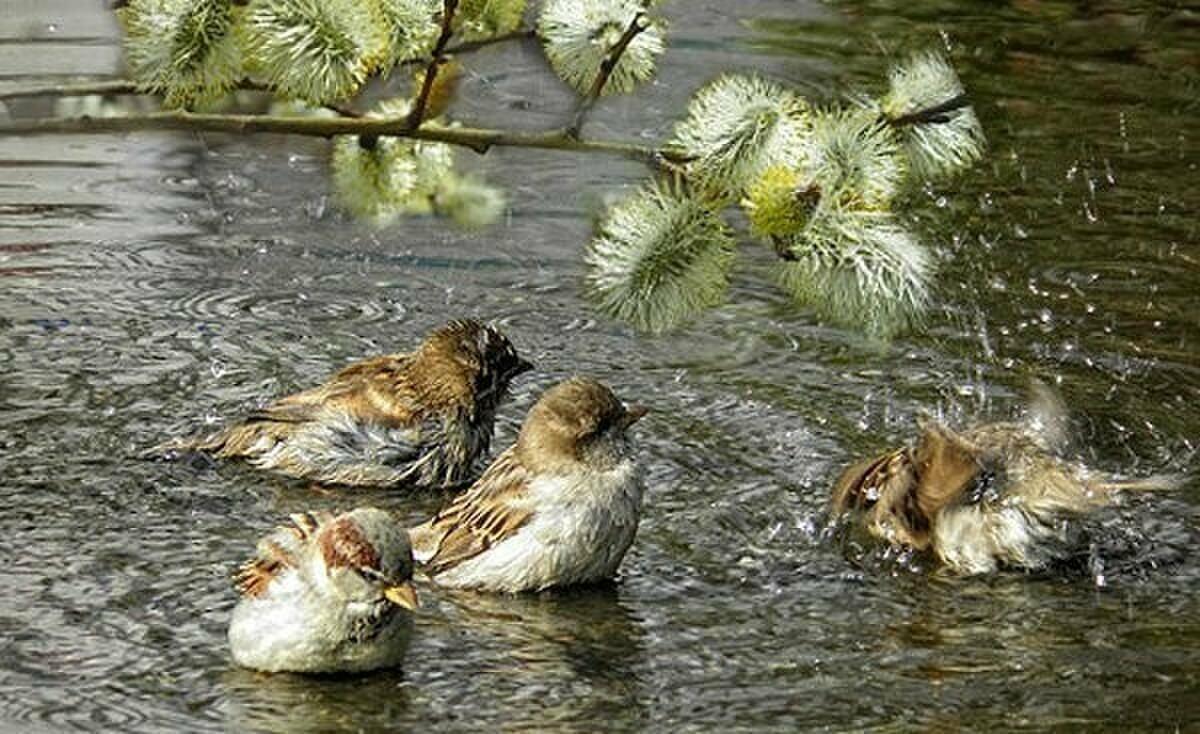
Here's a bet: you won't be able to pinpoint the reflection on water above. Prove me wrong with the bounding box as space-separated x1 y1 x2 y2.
1 0 1198 731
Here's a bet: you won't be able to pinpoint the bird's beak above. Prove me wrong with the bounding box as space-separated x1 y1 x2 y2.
383 582 420 611
621 404 649 428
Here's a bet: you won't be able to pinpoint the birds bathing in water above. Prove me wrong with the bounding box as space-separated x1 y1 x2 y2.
207 341 1177 674
829 383 1179 575
227 377 648 673
409 377 648 594
156 319 533 489
228 508 419 674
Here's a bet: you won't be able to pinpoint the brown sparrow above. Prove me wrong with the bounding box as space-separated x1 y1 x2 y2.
156 319 532 488
409 377 648 593
228 507 419 673
830 384 1179 575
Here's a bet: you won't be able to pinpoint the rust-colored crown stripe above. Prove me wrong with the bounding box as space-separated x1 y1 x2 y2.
319 517 381 572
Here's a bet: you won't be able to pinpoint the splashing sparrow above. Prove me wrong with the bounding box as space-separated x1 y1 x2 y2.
409 377 648 593
157 319 533 488
831 383 1180 575
228 507 420 673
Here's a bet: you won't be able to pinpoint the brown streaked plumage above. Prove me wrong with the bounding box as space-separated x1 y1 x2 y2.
412 447 534 577
235 510 333 598
409 377 648 593
831 386 1180 575
155 319 533 488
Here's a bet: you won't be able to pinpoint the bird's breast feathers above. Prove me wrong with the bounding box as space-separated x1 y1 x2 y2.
433 460 643 591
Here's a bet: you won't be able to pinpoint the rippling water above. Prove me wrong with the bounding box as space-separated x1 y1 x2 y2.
2 1 1198 730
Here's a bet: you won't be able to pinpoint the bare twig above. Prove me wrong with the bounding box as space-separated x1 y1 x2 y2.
407 0 459 132
886 93 971 127
566 12 650 139
447 27 536 55
0 111 692 165
238 79 363 118
0 28 531 104
0 79 139 101
0 78 363 117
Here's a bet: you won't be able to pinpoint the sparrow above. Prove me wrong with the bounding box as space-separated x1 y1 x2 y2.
156 319 533 488
228 507 420 674
409 377 648 593
830 383 1180 575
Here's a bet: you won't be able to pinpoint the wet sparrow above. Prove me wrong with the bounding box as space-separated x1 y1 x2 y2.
228 507 420 674
157 319 533 488
409 377 648 593
831 384 1179 575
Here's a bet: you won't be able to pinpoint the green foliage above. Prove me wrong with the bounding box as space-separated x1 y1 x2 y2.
120 0 243 109
105 0 986 339
804 107 904 210
332 98 429 222
538 0 666 96
455 0 528 42
778 209 932 338
331 97 503 227
669 74 811 199
586 181 735 334
331 134 420 223
881 50 986 180
242 0 389 104
434 175 507 229
742 165 816 240
371 0 441 69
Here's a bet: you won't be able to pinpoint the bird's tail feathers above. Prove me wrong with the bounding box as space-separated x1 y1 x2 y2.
1024 379 1071 453
140 424 245 460
1094 473 1188 494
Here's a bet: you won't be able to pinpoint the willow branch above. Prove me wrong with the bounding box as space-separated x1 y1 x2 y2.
0 29 531 103
447 27 535 55
0 79 141 101
0 110 692 163
0 78 364 117
407 0 459 132
887 93 971 127
237 79 362 118
566 13 649 139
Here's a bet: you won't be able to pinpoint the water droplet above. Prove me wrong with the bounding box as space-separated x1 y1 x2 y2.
304 196 327 220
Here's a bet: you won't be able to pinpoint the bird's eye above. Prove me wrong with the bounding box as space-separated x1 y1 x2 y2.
356 567 385 582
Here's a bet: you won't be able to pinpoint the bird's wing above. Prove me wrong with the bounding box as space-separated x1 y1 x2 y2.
150 355 424 459
411 448 534 577
831 446 916 514
233 511 334 598
831 419 987 550
834 419 987 515
910 417 986 518
276 354 421 422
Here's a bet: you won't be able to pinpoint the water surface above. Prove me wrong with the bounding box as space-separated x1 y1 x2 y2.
1 1 1197 730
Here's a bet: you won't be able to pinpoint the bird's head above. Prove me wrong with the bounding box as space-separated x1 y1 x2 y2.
419 319 534 407
315 508 419 611
516 377 648 473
